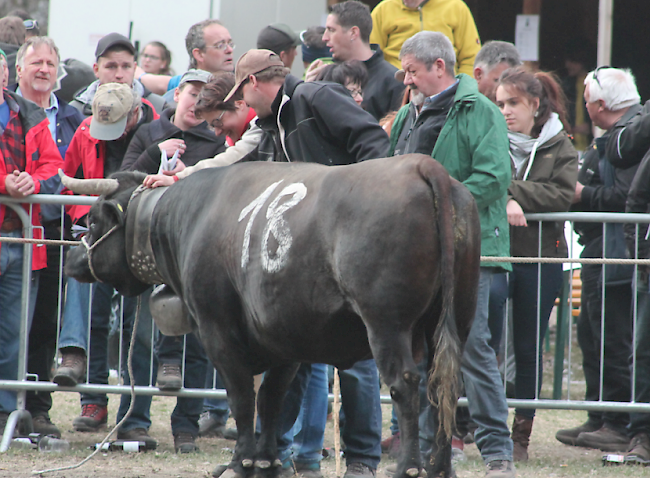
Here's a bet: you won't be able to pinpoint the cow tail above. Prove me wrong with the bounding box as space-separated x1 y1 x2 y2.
419 158 461 441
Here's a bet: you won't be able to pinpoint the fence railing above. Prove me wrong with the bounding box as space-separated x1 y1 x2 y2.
1 195 650 451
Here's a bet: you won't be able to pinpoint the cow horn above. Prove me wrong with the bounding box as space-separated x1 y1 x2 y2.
58 169 120 196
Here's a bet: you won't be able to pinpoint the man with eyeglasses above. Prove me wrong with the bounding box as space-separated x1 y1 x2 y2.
69 32 168 116
138 20 235 98
556 66 640 453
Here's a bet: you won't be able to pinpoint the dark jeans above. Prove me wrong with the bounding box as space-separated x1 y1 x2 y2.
26 238 65 417
81 284 157 431
629 276 650 436
158 333 210 436
577 263 632 432
510 263 563 419
204 367 230 423
487 272 509 353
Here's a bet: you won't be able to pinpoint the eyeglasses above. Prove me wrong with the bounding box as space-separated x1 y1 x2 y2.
23 19 38 30
592 65 613 88
141 53 161 61
347 87 363 98
208 110 228 131
207 40 235 51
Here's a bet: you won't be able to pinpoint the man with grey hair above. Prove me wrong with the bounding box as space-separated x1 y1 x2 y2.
139 19 234 96
555 67 640 452
473 40 521 103
388 31 515 478
15 35 84 439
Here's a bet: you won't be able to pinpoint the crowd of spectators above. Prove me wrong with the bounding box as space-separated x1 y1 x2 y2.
1 1 650 478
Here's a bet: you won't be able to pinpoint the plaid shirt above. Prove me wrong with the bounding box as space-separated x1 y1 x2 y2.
0 93 26 224
0 92 26 173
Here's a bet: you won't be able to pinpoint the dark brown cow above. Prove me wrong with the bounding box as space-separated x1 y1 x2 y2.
62 154 480 478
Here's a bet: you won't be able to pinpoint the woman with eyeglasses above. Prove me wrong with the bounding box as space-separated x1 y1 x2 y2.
139 41 174 76
143 72 262 188
493 66 579 462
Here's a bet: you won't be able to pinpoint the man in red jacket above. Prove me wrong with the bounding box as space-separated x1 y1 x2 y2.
0 60 63 433
53 83 160 449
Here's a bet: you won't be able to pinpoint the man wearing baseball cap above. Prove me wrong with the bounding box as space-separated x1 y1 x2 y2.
211 49 388 478
54 81 160 449
257 23 301 69
69 32 168 116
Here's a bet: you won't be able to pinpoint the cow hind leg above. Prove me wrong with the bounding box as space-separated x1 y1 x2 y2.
254 362 302 478
369 331 425 478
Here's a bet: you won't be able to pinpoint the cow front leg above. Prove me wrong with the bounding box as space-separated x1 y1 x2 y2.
255 362 303 478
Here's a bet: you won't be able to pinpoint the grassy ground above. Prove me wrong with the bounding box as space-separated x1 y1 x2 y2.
0 321 644 477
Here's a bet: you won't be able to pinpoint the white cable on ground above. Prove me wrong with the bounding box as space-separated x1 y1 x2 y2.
32 297 142 475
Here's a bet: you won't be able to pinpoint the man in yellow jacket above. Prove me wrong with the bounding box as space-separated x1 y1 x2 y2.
370 0 480 75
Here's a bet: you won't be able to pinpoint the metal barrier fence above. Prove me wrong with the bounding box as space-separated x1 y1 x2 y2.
1 195 650 452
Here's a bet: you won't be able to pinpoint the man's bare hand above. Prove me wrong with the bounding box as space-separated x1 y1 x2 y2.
143 174 176 188
305 60 327 82
5 170 35 197
158 139 186 157
506 199 527 227
573 181 584 204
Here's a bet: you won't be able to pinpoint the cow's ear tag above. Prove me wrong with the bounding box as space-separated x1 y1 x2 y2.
117 204 123 213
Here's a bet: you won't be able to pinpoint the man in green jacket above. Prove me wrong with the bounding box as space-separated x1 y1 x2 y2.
389 31 514 478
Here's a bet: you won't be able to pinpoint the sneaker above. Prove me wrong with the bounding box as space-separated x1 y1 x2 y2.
174 431 199 453
296 463 324 478
344 463 376 478
576 425 630 452
452 435 467 464
381 432 400 459
222 427 238 440
625 432 650 465
31 414 61 439
157 362 182 391
117 427 158 450
485 460 515 478
53 349 86 386
72 404 108 432
555 418 602 446
199 412 226 438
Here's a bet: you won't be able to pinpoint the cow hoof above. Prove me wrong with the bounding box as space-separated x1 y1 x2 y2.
242 459 254 468
274 459 283 467
256 460 271 469
406 468 420 477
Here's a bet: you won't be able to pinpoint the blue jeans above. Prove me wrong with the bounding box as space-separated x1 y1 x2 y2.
0 231 39 414
511 263 563 419
60 279 157 430
628 275 650 436
160 332 209 436
204 367 230 424
278 363 328 467
462 268 512 462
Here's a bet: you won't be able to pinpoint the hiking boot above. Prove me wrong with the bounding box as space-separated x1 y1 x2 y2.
576 425 630 452
511 414 533 462
117 427 158 450
555 418 602 446
174 431 199 453
72 404 108 432
344 463 376 478
157 362 182 391
296 463 324 478
625 432 650 465
199 412 226 437
53 348 86 386
381 432 400 459
485 460 515 478
32 414 61 438
452 435 467 464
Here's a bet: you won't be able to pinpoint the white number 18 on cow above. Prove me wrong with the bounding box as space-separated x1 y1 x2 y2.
238 180 307 273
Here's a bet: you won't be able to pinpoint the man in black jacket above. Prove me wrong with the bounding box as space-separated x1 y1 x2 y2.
221 49 389 478
313 0 404 121
556 66 640 452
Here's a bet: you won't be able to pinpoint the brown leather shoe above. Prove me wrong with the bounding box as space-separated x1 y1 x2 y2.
53 348 86 386
117 427 157 450
32 414 61 438
625 432 650 465
555 418 602 446
576 425 630 452
174 431 199 453
157 362 182 391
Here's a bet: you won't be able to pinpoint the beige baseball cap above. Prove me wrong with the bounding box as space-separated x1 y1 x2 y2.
224 49 285 102
90 83 135 141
